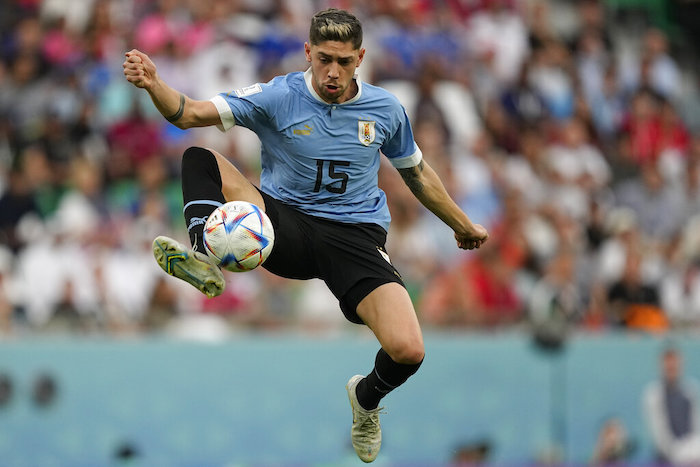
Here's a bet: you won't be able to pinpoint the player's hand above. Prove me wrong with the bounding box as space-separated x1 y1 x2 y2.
455 224 488 250
123 49 157 89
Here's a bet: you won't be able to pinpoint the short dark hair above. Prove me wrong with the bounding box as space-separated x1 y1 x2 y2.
309 9 363 50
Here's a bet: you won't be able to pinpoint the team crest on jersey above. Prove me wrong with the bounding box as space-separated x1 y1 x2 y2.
358 120 376 146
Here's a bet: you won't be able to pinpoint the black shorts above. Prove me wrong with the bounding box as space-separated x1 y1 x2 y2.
258 190 405 324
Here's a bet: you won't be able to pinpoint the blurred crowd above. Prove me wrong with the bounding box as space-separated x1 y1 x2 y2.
1 0 700 338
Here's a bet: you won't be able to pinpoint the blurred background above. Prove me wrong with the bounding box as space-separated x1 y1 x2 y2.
1 0 700 465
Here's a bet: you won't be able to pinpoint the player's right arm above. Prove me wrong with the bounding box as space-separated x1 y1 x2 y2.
122 49 221 129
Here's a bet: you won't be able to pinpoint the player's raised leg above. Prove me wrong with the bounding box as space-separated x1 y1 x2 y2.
346 282 425 462
181 146 264 253
153 146 264 297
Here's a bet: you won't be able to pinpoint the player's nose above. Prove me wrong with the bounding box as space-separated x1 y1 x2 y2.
327 62 340 79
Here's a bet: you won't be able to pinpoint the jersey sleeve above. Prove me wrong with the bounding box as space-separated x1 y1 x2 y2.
381 104 423 169
209 77 287 132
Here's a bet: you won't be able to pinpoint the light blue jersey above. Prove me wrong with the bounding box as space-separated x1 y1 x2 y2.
210 69 422 232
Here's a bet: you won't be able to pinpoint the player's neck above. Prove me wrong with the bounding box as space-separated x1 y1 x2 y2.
341 79 359 103
329 79 358 104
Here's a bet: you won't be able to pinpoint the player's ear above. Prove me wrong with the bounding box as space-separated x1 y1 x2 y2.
356 48 365 67
304 42 312 63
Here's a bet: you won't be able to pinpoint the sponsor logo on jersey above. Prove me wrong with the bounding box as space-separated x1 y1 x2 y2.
293 124 313 135
358 120 376 146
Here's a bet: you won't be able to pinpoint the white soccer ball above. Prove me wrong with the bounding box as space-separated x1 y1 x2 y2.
203 201 274 273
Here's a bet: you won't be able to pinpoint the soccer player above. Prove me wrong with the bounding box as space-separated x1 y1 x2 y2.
123 8 488 463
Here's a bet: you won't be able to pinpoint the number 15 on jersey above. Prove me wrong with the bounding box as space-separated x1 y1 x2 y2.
313 159 350 194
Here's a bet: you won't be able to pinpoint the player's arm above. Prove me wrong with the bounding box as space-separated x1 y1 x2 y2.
397 159 488 250
122 49 221 129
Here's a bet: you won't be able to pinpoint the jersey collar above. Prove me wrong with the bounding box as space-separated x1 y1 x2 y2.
304 68 363 105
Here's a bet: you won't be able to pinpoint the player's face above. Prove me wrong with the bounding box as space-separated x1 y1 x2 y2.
305 41 365 104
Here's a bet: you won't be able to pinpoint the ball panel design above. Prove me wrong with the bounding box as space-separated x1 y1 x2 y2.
202 201 275 273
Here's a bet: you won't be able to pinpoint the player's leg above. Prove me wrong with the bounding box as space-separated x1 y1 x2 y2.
355 282 424 407
182 146 264 253
345 282 424 463
299 218 420 462
153 146 263 297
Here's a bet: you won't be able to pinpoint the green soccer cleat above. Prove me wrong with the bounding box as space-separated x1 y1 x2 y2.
152 235 225 298
346 375 383 463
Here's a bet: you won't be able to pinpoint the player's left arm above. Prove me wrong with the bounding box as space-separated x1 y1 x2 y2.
397 159 488 250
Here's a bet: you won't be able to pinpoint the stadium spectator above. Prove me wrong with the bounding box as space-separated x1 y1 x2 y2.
614 161 684 241
660 258 700 329
587 63 626 145
543 117 611 222
527 38 575 121
528 248 585 328
0 167 39 253
575 24 611 108
501 126 549 209
466 0 529 88
634 28 681 101
643 347 700 464
605 249 667 332
618 89 664 165
590 417 635 465
500 61 548 128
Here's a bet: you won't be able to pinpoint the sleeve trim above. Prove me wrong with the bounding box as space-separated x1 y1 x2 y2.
389 146 423 169
210 95 235 132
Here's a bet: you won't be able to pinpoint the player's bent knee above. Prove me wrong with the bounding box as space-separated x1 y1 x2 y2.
181 146 219 180
386 340 425 365
182 146 218 175
182 146 210 161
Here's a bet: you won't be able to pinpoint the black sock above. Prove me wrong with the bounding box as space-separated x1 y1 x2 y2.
181 147 226 252
355 348 423 410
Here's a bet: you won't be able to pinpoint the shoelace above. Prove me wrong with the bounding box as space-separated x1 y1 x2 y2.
355 407 386 442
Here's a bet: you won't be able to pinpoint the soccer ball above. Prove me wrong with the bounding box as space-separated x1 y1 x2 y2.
203 201 274 273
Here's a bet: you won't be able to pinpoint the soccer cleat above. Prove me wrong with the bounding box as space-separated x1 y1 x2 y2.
152 235 225 298
346 375 383 463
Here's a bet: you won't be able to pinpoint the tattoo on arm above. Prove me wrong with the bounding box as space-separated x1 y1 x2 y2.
165 93 185 123
397 160 425 194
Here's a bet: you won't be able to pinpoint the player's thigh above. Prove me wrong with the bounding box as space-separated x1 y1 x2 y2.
206 148 265 209
257 191 317 280
356 282 424 364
